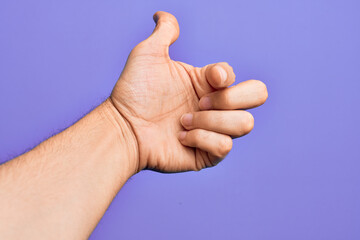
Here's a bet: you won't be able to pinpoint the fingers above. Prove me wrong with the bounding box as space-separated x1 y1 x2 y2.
180 110 254 138
199 80 268 110
204 62 236 89
178 129 233 160
180 61 237 98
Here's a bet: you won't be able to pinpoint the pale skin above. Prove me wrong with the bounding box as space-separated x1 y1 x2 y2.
0 11 268 239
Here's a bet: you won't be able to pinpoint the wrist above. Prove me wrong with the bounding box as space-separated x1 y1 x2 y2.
100 98 140 177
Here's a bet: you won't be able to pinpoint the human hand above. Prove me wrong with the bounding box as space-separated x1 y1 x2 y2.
110 11 268 173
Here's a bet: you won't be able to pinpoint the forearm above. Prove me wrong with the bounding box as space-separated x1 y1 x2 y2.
0 99 138 239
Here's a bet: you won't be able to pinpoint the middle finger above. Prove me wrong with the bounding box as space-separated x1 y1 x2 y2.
180 110 254 138
198 79 268 110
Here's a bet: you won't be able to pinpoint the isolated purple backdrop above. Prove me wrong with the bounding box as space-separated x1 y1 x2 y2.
1 0 359 239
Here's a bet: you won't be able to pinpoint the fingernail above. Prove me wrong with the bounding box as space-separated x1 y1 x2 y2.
216 66 227 83
199 96 212 110
181 113 193 126
178 131 187 140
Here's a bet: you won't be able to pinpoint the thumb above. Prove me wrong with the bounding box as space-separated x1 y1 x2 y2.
147 11 180 50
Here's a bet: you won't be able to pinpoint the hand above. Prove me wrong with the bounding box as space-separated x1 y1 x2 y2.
110 11 268 173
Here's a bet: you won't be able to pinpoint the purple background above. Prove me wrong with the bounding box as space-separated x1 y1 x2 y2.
1 0 359 239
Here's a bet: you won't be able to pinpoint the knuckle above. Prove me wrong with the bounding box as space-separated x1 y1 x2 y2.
194 151 207 171
208 158 221 168
205 65 220 88
193 160 204 172
209 65 224 88
157 16 176 28
220 91 232 108
220 62 234 75
217 136 233 157
193 129 208 143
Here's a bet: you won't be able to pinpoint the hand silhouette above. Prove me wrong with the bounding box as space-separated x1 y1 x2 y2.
111 11 268 173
